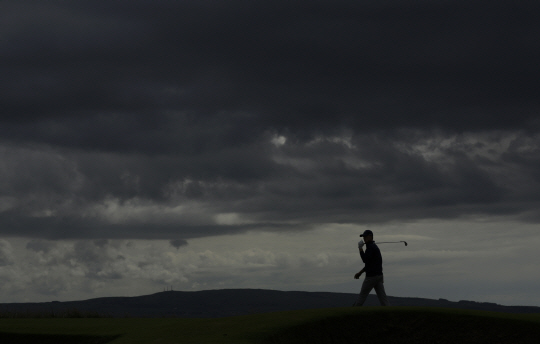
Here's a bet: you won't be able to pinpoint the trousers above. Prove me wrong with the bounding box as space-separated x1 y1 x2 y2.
354 274 390 306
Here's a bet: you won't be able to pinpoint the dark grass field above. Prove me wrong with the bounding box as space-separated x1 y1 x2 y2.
0 332 119 344
0 307 539 343
264 308 540 344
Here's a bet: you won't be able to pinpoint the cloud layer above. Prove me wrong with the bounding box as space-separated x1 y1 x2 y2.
2 1 540 240
2 221 539 306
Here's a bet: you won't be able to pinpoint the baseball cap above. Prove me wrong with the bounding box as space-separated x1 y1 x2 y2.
360 230 373 237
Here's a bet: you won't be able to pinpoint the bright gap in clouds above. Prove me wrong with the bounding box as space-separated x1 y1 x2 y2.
0 219 539 306
271 135 287 147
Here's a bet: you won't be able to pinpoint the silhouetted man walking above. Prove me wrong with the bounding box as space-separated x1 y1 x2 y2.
353 230 390 306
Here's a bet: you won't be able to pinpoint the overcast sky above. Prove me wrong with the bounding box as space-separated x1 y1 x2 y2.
1 1 540 306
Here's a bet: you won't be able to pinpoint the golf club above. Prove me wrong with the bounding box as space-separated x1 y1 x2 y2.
358 235 408 246
375 241 408 246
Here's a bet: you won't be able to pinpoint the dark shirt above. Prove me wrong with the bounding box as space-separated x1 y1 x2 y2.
360 241 383 277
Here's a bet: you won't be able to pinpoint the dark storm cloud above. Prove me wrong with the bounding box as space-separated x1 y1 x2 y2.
1 1 540 239
169 239 188 250
3 1 540 137
26 239 56 253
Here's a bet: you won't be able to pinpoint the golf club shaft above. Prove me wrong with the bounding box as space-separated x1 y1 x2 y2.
376 241 408 246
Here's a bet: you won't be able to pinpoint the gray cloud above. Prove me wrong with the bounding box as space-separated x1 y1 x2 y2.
0 240 15 266
0 1 539 240
3 1 540 133
169 239 188 250
1 130 539 240
26 239 56 253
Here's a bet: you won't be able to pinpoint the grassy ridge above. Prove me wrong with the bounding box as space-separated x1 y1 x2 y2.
0 307 539 343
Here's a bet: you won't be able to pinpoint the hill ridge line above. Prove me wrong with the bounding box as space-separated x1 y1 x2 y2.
1 289 538 317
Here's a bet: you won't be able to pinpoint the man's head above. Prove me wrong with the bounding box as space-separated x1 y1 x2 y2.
360 230 374 243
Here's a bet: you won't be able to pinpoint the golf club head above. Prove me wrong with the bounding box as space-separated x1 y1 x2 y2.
403 241 408 246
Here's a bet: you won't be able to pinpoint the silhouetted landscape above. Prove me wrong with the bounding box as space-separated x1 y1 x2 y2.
1 289 538 318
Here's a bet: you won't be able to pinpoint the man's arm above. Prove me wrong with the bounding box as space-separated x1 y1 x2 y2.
354 267 365 279
359 245 370 263
359 242 367 263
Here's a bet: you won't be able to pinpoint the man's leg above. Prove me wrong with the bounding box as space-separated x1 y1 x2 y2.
373 275 390 306
354 276 377 306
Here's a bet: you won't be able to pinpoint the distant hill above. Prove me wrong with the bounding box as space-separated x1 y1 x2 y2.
1 289 538 318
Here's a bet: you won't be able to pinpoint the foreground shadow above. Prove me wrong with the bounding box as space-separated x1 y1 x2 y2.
265 309 540 344
0 332 120 344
